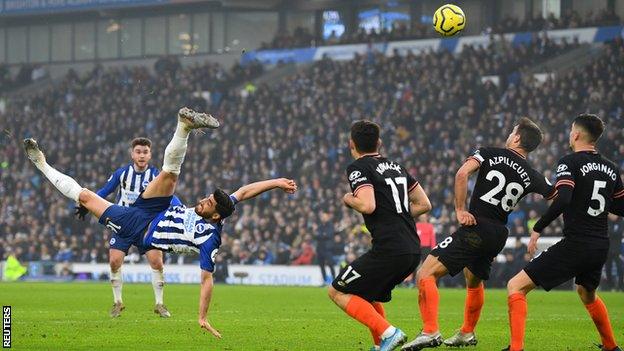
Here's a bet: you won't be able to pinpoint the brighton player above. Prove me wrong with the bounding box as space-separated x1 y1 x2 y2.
24 107 297 335
76 137 169 318
505 114 623 351
329 120 432 351
402 118 556 350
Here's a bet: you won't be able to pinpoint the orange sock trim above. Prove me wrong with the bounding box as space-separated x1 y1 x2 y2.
508 293 527 351
345 296 391 337
418 277 439 333
585 297 617 350
369 302 386 345
460 283 484 333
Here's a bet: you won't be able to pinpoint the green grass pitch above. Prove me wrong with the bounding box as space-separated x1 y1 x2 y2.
1 282 622 350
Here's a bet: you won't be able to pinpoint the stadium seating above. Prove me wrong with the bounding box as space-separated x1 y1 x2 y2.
263 10 621 50
0 34 622 287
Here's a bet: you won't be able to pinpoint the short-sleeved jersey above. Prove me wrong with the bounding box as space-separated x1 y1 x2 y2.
346 154 420 255
467 147 556 225
552 151 624 246
97 164 159 206
143 195 238 271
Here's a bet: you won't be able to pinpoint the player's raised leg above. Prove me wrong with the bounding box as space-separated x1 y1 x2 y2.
443 268 482 347
577 285 619 351
146 250 170 317
328 287 406 351
142 107 220 199
401 255 447 350
24 138 112 218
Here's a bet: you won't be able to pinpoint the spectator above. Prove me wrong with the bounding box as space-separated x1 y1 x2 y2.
291 235 315 265
55 241 73 262
606 214 624 291
316 210 336 282
416 214 436 260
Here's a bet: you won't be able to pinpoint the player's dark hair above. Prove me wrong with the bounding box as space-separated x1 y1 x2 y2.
573 113 604 143
131 137 152 149
350 120 380 153
515 117 543 153
214 188 235 219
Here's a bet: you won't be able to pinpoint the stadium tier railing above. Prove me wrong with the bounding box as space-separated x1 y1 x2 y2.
241 25 623 66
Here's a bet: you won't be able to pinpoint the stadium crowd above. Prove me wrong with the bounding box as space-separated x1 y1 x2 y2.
1 34 623 288
262 10 621 50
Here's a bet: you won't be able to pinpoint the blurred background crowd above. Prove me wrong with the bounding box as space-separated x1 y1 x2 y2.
1 32 623 288
262 9 621 50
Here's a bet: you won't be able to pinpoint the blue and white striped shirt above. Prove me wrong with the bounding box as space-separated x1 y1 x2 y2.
143 195 238 272
97 164 159 206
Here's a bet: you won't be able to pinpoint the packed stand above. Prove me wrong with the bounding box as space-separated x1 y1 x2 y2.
492 9 621 34
0 36 623 288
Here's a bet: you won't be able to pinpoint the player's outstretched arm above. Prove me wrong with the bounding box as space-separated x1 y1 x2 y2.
409 184 432 218
198 270 221 338
231 178 297 202
454 159 480 226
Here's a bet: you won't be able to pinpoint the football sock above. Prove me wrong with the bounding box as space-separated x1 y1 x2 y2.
584 297 617 350
418 277 440 333
345 295 391 338
460 283 485 333
152 269 165 305
508 293 527 351
370 302 386 345
162 122 190 175
37 162 83 202
381 326 397 339
111 269 123 303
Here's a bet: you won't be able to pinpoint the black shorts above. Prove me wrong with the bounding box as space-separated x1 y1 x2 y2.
430 221 508 280
332 252 420 303
524 239 608 291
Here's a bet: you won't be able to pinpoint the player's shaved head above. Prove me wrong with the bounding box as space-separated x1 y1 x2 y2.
515 117 543 152
351 120 380 153
573 114 604 143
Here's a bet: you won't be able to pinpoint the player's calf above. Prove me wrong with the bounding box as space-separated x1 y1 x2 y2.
24 138 85 203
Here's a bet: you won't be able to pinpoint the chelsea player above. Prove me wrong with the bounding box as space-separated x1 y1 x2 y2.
25 107 297 335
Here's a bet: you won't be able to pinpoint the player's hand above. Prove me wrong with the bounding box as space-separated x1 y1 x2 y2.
528 230 540 256
74 205 89 221
456 210 477 226
276 178 297 194
198 319 222 338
